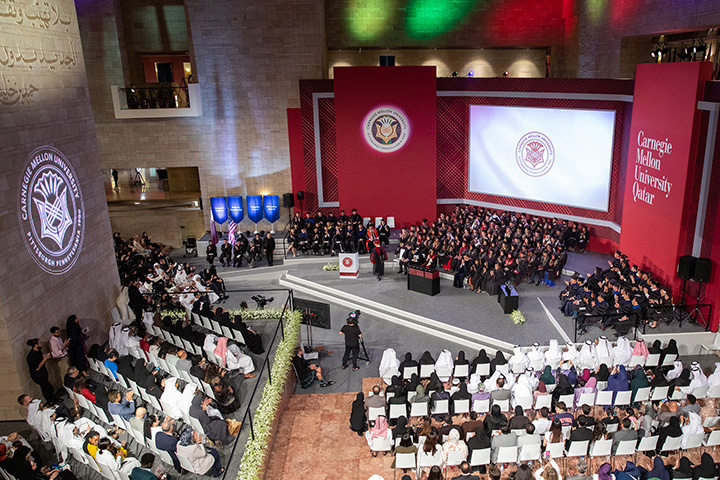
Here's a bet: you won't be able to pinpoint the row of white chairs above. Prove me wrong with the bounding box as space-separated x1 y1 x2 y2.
401 352 679 382
188 311 247 345
383 432 720 477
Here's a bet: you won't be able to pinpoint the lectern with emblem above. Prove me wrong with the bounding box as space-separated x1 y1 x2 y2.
339 252 359 278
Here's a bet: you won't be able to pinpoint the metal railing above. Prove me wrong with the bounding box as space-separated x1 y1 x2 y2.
571 302 712 342
119 85 190 109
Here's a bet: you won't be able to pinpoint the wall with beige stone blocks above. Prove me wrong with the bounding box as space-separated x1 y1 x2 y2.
0 0 119 419
76 0 326 238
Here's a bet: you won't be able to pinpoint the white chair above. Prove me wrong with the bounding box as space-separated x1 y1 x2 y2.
436 366 452 381
511 363 526 375
496 364 510 376
367 406 385 423
614 390 632 406
558 394 574 407
177 453 200 475
493 398 509 412
644 353 661 367
417 447 443 475
419 364 434 377
651 386 670 401
96 457 121 480
472 398 490 414
410 402 428 418
402 366 418 380
454 364 470 378
659 435 682 452
374 217 383 227
700 332 720 355
362 217 371 227
596 381 608 391
394 451 416 472
703 416 720 429
387 217 395 228
566 440 589 458
475 363 490 376
432 399 449 416
671 388 687 401
606 423 619 433
545 442 564 458
446 449 466 468
634 386 651 403
515 396 533 411
590 438 612 458
156 449 175 469
111 413 128 432
454 399 470 414
578 392 596 407
704 430 720 447
636 435 658 454
389 403 407 420
615 439 636 456
530 359 545 372
519 443 541 462
627 355 645 368
534 395 552 410
693 386 709 399
148 395 163 414
496 446 518 464
662 353 678 367
469 448 491 467
684 433 705 450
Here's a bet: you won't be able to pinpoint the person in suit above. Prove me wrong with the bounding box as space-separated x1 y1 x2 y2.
263 233 275 266
611 418 638 454
490 377 511 403
131 453 166 480
490 424 517 463
155 419 181 472
566 415 593 449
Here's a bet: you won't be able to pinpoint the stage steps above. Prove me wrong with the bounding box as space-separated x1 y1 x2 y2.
279 273 514 355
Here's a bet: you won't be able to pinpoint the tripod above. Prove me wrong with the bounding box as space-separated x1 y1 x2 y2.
688 280 707 327
357 337 370 365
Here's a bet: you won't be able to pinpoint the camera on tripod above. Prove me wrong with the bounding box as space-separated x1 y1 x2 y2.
251 295 274 309
346 309 361 325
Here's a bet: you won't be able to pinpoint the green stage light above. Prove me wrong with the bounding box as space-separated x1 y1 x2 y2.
406 0 479 39
347 0 395 41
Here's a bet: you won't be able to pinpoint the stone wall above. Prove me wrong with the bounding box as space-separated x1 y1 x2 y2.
76 0 326 235
0 0 119 419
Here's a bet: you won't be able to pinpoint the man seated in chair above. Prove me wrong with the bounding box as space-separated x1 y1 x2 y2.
108 390 136 421
291 347 334 389
611 418 638 454
364 385 387 414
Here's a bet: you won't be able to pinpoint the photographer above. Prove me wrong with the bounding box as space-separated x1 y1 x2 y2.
340 312 362 371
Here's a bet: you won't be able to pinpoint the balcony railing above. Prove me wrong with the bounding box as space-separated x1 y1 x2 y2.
110 84 203 119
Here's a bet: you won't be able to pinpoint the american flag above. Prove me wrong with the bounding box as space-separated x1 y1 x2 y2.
228 221 237 245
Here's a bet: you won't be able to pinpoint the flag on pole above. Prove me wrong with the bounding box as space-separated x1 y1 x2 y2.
210 210 219 245
228 221 237 245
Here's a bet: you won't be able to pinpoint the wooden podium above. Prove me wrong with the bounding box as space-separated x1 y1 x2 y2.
408 267 440 296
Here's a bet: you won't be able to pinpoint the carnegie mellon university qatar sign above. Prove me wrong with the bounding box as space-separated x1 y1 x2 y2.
18 146 85 275
363 106 409 153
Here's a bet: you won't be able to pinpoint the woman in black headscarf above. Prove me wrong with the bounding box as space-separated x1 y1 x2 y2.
349 392 367 436
399 352 418 372
660 339 678 367
393 415 416 443
386 375 407 400
236 317 264 354
455 350 469 368
426 372 443 392
66 314 89 372
692 453 718 480
467 425 491 451
451 383 471 401
595 364 611 382
7 446 34 478
405 373 420 392
648 340 663 355
471 349 491 376
657 416 682 455
649 367 669 387
483 404 508 432
490 351 507 376
419 351 435 367
508 405 531 430
673 457 694 480
552 373 574 405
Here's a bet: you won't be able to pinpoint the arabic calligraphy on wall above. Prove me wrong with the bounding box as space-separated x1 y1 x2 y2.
0 0 72 31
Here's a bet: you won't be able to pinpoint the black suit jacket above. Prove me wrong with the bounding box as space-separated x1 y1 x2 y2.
566 427 593 449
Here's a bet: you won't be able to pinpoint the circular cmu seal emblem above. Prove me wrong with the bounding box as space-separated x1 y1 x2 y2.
515 131 555 177
18 146 85 275
364 106 409 153
342 256 354 268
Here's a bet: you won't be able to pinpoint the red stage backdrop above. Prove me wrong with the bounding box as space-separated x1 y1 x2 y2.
619 62 712 292
334 66 437 226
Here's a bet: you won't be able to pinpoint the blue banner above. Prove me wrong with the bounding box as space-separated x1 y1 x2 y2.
247 195 263 223
227 196 244 223
263 195 280 223
210 197 228 224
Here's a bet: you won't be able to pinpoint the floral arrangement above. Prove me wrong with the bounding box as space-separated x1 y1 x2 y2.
162 309 186 324
322 262 340 271
510 309 526 325
236 308 302 480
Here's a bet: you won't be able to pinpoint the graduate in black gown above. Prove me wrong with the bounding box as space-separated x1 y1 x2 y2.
349 392 367 436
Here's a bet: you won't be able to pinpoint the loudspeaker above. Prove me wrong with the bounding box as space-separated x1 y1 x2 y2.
694 257 712 283
198 196 203 210
678 255 696 280
283 193 295 208
379 55 395 66
296 191 304 200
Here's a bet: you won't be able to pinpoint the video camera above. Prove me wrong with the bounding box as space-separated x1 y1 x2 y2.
346 309 361 325
251 294 274 309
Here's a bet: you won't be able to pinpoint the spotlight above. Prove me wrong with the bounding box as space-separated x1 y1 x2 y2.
468 70 474 77
503 71 509 78
451 71 458 78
